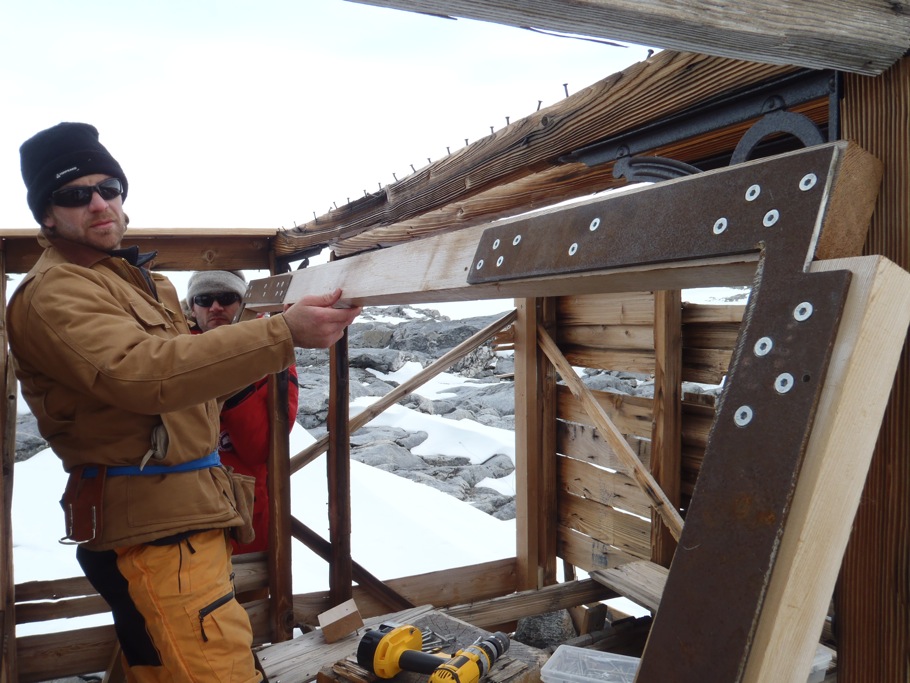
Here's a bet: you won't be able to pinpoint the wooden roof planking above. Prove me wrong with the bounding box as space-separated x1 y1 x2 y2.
348 0 910 76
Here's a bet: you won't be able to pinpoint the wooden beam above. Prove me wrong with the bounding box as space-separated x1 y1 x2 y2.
0 247 18 683
650 290 682 566
513 299 545 590
327 330 353 605
742 256 910 682
442 578 617 628
348 0 910 75
267 372 294 642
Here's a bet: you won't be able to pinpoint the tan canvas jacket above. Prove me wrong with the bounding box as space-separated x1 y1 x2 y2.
7 234 295 550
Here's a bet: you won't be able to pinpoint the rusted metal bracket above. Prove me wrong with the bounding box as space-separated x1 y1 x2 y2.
467 142 875 682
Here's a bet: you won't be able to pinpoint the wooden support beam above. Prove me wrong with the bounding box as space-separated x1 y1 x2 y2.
328 330 353 605
442 578 617 628
650 290 682 566
537 326 684 540
348 0 910 75
0 247 18 683
739 257 910 681
267 371 294 642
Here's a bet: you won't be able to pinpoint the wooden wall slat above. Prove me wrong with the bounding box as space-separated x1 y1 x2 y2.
557 387 653 439
557 420 652 471
838 55 910 683
558 454 652 519
558 494 651 560
562 347 655 374
557 526 642 574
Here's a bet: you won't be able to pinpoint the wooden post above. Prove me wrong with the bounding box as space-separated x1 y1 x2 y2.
327 328 353 604
267 370 294 642
838 55 910 683
650 290 682 566
0 245 17 683
514 298 557 589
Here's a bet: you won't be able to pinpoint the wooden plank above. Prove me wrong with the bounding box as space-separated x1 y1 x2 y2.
558 292 655 326
349 0 910 75
838 55 910 683
650 290 682 567
556 526 643 572
556 324 654 351
292 559 518 627
558 454 652 520
590 561 669 613
681 347 734 384
558 493 651 559
0 250 16 683
557 420 652 471
557 387 653 440
681 303 746 324
443 578 617 629
682 321 741 349
741 257 910 682
561 347 655 375
17 625 116 683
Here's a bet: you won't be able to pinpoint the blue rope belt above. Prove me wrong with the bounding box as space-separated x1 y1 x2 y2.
82 451 221 478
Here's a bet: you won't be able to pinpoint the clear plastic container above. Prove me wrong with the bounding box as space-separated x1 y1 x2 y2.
540 645 640 683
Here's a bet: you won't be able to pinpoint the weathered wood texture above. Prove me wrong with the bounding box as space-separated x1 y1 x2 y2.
350 0 910 75
651 290 682 566
838 55 910 683
273 52 799 258
332 96 827 258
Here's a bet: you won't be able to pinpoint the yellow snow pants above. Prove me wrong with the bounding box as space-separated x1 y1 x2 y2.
78 529 262 683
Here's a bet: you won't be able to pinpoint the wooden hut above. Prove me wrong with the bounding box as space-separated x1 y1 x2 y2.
2 2 909 681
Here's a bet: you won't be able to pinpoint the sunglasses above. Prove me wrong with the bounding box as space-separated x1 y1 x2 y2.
51 177 124 208
193 292 242 308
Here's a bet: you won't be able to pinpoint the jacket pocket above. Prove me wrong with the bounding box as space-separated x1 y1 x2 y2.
128 298 172 332
225 469 256 545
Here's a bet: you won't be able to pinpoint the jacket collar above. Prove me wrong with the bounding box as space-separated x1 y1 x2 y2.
39 232 158 269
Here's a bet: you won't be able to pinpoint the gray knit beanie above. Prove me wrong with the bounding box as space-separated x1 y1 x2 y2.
186 270 247 304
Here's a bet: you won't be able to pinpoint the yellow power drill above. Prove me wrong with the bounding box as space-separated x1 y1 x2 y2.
356 622 510 683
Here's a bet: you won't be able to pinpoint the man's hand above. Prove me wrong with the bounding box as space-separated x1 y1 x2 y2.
282 288 361 348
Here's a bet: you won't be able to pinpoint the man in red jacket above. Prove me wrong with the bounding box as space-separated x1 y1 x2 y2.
186 269 300 555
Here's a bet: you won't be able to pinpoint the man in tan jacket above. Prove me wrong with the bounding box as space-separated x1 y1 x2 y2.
9 122 360 682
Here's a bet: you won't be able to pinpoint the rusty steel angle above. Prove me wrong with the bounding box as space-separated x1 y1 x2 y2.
467 142 873 682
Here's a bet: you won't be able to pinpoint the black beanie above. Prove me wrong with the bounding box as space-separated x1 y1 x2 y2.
20 122 129 225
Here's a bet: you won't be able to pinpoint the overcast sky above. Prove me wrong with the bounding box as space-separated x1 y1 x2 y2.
1 0 649 232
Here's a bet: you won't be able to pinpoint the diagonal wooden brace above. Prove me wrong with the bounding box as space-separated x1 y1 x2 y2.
537 325 684 541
